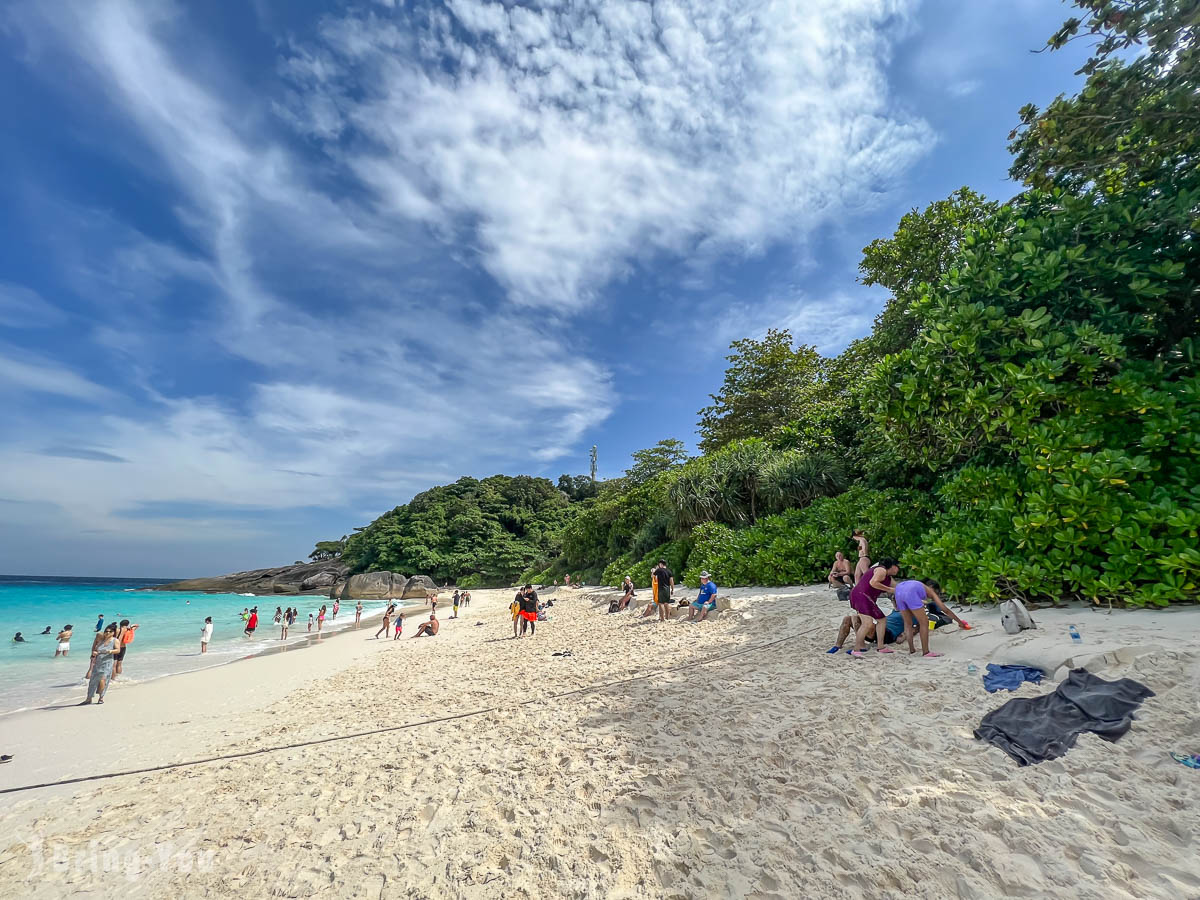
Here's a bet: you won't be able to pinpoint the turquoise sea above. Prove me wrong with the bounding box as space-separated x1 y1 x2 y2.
0 576 391 714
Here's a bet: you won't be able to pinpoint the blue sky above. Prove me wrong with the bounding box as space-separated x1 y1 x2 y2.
0 0 1091 577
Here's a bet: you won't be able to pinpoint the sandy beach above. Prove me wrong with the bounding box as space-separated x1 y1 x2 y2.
0 585 1198 899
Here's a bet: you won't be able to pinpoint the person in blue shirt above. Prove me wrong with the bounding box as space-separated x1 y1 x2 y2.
94 614 104 633
687 572 719 622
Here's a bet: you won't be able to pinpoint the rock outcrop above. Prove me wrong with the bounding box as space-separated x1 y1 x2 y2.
338 571 397 600
152 561 350 596
400 574 438 600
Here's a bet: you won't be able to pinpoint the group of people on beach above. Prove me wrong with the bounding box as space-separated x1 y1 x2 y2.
827 532 969 657
510 584 548 636
612 561 719 623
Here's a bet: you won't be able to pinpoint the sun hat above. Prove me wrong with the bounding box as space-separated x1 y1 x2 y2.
699 571 711 578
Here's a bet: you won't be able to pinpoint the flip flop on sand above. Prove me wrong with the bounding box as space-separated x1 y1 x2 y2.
849 650 865 658
1171 753 1200 769
877 647 895 654
0 754 12 764
826 646 840 654
923 652 944 659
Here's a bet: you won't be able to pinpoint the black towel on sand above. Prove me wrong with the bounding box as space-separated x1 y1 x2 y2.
974 668 1155 766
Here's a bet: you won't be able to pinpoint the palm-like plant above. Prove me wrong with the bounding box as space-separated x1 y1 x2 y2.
762 450 848 514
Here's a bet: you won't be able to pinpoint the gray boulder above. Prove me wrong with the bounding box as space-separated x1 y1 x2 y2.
339 571 399 600
400 575 438 600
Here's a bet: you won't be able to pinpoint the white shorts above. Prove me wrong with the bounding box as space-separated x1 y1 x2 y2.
57 642 70 651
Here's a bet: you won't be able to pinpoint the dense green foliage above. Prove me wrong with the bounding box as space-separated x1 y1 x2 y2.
341 475 572 586
327 1 1198 605
682 487 934 588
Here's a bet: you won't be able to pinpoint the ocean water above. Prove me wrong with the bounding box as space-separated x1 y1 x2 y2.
0 576 394 714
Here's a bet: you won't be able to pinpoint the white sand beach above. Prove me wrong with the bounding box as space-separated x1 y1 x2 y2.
0 585 1198 899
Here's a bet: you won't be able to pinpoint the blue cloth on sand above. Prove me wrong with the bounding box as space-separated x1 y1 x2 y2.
983 663 1045 693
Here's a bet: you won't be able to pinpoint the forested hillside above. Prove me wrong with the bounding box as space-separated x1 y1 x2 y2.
337 2 1200 607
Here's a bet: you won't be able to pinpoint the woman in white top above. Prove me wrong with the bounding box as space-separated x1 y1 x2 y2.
201 617 213 653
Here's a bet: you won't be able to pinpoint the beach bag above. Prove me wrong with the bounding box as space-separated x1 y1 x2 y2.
836 586 851 604
607 599 619 614
1000 597 1037 635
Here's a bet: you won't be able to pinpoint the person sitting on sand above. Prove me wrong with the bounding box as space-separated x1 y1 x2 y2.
55 625 73 657
851 531 871 583
375 607 392 639
848 558 899 657
619 577 635 611
894 579 969 658
412 613 439 637
828 551 853 587
687 571 719 622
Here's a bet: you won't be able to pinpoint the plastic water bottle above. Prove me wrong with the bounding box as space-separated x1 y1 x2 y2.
967 663 978 676
1068 624 1082 644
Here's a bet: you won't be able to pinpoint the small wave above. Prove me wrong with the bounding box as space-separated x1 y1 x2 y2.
239 592 256 597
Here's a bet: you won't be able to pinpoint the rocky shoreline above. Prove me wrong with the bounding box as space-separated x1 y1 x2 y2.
151 562 441 601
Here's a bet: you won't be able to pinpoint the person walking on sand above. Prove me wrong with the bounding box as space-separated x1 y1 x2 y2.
828 551 853 587
201 617 213 653
687 572 719 622
244 607 259 637
54 625 73 658
111 620 138 681
518 585 539 636
393 612 404 640
375 606 392 639
355 601 363 625
653 560 674 621
849 559 899 657
893 579 969 658
511 590 523 638
81 623 120 704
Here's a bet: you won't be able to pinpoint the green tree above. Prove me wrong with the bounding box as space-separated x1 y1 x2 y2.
858 187 999 357
309 538 346 561
697 329 829 452
1010 0 1200 194
624 439 689 485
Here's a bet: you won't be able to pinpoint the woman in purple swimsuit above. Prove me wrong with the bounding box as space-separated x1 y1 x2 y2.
849 558 899 657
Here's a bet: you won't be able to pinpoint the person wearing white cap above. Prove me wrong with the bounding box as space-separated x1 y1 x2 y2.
688 571 719 622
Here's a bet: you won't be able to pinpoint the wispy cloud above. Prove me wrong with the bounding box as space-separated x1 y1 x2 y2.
1 0 930 566
283 0 931 310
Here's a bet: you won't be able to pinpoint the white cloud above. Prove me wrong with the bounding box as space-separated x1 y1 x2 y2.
283 0 932 309
0 282 66 328
1 0 930 558
0 348 112 400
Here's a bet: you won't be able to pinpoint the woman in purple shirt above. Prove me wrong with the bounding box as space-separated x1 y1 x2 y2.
894 579 970 657
849 559 899 657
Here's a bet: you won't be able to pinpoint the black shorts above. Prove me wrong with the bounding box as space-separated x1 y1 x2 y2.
116 646 128 661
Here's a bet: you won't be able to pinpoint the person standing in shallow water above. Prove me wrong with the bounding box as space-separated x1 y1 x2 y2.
54 625 73 658
355 601 363 625
201 617 213 653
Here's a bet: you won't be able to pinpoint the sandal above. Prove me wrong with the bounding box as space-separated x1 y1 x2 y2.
1171 752 1200 770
